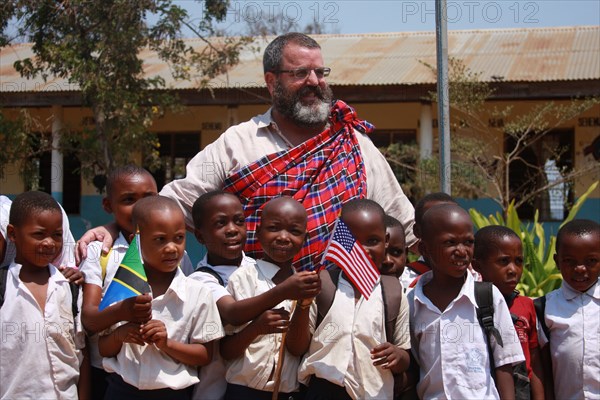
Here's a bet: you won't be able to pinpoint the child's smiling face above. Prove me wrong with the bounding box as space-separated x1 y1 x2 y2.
555 232 600 293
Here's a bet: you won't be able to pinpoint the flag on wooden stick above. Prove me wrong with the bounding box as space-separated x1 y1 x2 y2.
99 232 150 310
323 219 380 300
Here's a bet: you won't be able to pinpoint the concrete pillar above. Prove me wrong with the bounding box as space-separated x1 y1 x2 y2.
419 102 433 159
51 105 63 204
227 105 239 128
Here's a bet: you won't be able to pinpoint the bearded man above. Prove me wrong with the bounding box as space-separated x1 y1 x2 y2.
76 33 416 270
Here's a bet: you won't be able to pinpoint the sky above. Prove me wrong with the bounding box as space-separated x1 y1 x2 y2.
178 0 600 35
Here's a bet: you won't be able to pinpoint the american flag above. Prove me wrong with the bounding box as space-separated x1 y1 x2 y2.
323 220 380 300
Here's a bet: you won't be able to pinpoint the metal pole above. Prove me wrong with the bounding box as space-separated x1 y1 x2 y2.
435 0 451 194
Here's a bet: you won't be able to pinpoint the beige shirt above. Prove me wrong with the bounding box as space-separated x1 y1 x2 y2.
160 109 416 247
224 259 301 393
102 268 224 390
0 262 84 399
298 275 411 399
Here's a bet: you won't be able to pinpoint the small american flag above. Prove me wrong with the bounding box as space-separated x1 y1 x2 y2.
323 219 380 300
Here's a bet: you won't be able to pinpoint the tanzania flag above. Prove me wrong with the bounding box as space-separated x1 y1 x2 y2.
99 233 150 311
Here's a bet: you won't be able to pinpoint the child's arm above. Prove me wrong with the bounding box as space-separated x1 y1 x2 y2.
77 345 92 400
530 346 545 400
286 299 313 356
220 308 290 360
540 345 555 400
371 343 411 374
495 363 516 400
59 266 85 285
98 322 145 357
218 270 319 326
140 319 213 366
81 283 152 334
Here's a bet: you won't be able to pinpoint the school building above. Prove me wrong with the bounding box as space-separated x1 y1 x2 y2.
1 25 599 248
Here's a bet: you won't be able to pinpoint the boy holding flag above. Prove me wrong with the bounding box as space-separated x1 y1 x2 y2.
289 199 411 399
98 196 223 399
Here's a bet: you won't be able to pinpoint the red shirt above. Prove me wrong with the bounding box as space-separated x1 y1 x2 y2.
509 294 540 378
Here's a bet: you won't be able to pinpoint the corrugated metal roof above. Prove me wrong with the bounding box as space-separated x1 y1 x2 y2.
1 25 598 93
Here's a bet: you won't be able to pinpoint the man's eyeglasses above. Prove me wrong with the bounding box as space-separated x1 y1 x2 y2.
274 67 331 80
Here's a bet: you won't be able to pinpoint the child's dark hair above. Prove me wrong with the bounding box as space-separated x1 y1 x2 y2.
105 164 155 197
384 214 402 229
556 219 600 251
414 192 457 227
192 191 240 229
341 199 385 223
474 225 520 260
9 191 61 226
132 195 182 229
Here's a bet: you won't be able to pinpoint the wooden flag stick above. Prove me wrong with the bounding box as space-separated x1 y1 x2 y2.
272 300 297 400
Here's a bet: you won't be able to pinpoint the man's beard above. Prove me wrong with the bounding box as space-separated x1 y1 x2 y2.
272 80 334 129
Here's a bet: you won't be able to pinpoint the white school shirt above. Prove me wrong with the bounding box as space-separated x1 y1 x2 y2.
0 262 84 399
79 233 129 369
159 109 416 247
408 271 524 400
298 274 411 400
224 259 300 394
539 280 600 400
189 254 256 400
102 268 224 390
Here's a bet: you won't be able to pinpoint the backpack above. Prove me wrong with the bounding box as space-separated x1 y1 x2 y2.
474 282 530 400
315 267 403 344
533 296 549 340
0 265 80 319
195 265 225 287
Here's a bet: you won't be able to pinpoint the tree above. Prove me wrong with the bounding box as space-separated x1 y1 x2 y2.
0 0 249 190
383 58 600 217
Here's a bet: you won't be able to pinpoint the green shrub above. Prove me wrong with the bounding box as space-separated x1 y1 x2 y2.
469 181 598 297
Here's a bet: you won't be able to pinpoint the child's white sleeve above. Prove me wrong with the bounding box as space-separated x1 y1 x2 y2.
189 284 225 344
78 241 104 287
491 286 525 367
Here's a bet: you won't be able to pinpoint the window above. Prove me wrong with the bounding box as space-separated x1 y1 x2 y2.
506 129 574 221
152 133 201 190
370 129 416 148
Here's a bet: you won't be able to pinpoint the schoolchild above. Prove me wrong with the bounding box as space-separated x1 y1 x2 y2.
189 192 319 400
537 219 600 400
292 199 411 400
1 194 83 282
79 165 158 399
220 196 318 400
408 204 524 399
0 191 86 399
98 196 223 399
401 192 458 290
473 225 545 400
382 215 407 279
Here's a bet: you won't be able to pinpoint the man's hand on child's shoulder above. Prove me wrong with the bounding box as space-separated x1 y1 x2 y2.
253 308 290 335
121 294 153 323
140 320 168 349
58 266 85 285
371 342 409 373
279 270 321 300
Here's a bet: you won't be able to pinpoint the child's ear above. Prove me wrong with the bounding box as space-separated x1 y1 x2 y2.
6 224 16 243
553 252 560 271
128 233 135 242
194 228 206 245
385 231 390 247
472 258 482 273
102 197 112 214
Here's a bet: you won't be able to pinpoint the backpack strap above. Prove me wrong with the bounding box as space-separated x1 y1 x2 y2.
315 267 342 329
533 296 549 341
474 281 504 348
380 274 403 344
0 265 9 309
407 260 430 275
195 266 225 287
69 282 80 318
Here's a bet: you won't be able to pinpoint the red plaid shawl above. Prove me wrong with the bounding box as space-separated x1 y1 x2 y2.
223 100 374 271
